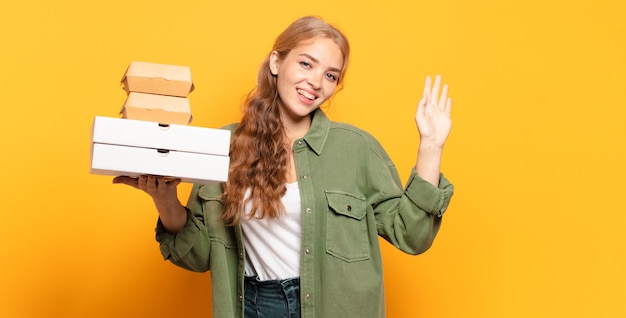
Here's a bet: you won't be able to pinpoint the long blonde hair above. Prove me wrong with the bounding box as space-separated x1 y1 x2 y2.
220 16 350 225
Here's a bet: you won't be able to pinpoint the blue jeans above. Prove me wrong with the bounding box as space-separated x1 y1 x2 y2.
244 276 301 318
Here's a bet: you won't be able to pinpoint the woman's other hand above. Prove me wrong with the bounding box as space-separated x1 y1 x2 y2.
415 75 452 149
113 175 181 202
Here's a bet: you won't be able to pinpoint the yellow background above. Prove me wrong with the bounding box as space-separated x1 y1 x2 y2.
1 0 624 317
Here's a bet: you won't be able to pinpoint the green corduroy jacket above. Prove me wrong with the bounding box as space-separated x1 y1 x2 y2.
156 108 454 317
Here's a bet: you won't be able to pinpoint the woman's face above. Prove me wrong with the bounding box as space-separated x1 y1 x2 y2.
270 37 344 123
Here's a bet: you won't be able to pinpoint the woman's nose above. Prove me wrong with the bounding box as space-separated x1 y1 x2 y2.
307 72 323 89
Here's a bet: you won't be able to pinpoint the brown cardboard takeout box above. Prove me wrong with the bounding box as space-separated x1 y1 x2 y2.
120 92 192 125
121 61 195 97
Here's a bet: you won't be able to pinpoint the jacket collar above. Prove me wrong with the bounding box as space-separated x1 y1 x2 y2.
302 108 330 156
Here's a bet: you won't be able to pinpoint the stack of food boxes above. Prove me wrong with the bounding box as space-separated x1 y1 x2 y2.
90 61 231 184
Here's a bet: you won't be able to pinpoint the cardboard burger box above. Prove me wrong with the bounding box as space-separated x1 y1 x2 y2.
121 61 195 97
90 116 231 185
120 61 195 125
121 92 192 125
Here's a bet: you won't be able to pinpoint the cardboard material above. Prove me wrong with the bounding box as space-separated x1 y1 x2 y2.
91 143 229 184
90 116 231 184
120 92 192 125
121 61 195 97
92 116 230 156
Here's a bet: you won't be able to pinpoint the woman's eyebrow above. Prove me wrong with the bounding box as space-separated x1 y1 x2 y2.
298 53 342 73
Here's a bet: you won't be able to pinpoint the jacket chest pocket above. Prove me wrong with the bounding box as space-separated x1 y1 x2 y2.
325 191 370 262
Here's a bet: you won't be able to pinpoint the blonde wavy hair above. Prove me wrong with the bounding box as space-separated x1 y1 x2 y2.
220 16 350 225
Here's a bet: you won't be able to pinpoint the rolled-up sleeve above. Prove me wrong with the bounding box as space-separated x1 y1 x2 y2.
369 142 455 255
155 208 202 261
154 184 213 272
404 169 454 217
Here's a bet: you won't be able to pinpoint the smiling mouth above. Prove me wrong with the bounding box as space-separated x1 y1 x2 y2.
297 89 317 100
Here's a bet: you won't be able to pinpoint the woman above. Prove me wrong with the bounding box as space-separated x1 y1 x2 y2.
114 15 454 318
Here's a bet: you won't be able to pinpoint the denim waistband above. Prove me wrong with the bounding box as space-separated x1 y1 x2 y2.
244 275 300 288
244 276 301 317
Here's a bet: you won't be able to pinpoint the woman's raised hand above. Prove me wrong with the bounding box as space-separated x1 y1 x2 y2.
415 75 452 149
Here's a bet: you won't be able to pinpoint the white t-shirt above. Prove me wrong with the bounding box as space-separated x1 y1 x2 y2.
240 182 302 281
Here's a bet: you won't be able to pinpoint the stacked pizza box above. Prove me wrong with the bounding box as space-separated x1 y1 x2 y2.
90 61 231 184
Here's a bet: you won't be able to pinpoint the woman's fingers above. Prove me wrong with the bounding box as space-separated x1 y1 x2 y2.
141 175 181 193
423 75 448 109
430 75 442 105
439 84 448 110
112 176 139 188
423 75 432 101
113 175 181 204
165 178 182 188
146 175 158 193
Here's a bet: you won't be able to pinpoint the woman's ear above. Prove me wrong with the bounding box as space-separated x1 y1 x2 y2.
269 51 279 76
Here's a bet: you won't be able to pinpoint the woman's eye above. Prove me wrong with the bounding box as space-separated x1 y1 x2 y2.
326 73 338 82
300 61 311 68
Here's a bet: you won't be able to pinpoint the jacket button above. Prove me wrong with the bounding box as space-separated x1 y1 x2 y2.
346 205 352 212
306 208 311 213
305 248 310 254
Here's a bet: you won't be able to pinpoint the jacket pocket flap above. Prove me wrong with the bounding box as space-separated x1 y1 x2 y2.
198 184 223 201
325 191 366 220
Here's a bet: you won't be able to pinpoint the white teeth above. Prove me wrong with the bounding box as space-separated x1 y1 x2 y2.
297 89 316 100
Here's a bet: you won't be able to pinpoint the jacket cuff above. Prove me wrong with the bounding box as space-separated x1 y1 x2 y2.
155 207 202 261
405 169 454 217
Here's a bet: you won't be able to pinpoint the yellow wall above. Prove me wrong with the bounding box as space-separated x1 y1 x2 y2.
1 0 624 317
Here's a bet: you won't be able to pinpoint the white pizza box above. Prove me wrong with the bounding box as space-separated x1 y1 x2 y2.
91 116 230 156
91 143 229 184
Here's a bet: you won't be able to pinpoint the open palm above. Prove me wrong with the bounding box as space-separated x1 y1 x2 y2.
415 75 452 148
